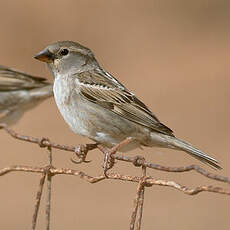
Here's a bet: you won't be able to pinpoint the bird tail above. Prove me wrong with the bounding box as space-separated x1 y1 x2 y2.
165 136 222 169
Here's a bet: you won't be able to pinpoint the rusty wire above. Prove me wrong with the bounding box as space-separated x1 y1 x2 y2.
0 125 230 230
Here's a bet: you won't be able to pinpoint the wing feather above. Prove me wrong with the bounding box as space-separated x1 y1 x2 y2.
78 70 174 136
0 65 49 91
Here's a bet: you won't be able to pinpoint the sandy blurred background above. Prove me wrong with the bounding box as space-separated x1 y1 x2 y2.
0 0 230 229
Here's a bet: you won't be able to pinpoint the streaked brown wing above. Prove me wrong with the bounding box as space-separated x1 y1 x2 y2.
0 65 49 91
78 71 174 136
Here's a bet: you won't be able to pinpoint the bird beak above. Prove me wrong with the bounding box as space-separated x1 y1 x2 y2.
34 49 54 63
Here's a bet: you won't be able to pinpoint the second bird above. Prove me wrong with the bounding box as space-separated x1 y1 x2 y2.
0 65 53 126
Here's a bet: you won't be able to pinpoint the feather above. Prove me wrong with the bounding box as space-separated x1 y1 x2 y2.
78 69 174 136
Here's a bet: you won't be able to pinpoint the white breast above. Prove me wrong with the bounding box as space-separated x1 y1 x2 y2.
53 74 90 137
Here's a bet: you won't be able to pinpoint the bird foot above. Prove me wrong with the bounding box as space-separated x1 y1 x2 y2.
71 143 98 164
103 149 116 178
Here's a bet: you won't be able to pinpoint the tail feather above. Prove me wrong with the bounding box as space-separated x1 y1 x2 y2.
166 136 222 170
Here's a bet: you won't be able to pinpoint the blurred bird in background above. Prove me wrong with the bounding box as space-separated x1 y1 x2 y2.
0 65 53 126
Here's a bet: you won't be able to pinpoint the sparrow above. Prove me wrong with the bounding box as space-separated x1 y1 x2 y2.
0 65 53 126
34 41 221 169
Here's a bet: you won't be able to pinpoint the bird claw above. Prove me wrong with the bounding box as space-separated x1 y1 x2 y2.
71 144 92 164
70 157 91 164
103 151 115 178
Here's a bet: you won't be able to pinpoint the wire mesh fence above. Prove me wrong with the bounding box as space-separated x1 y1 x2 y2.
0 124 229 230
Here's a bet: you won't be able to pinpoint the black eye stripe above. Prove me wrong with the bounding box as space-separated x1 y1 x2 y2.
60 49 69 56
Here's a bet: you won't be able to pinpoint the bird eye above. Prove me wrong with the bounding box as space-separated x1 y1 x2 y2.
60 48 69 56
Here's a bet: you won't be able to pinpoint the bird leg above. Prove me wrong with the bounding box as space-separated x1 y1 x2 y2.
99 137 134 177
103 149 116 177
